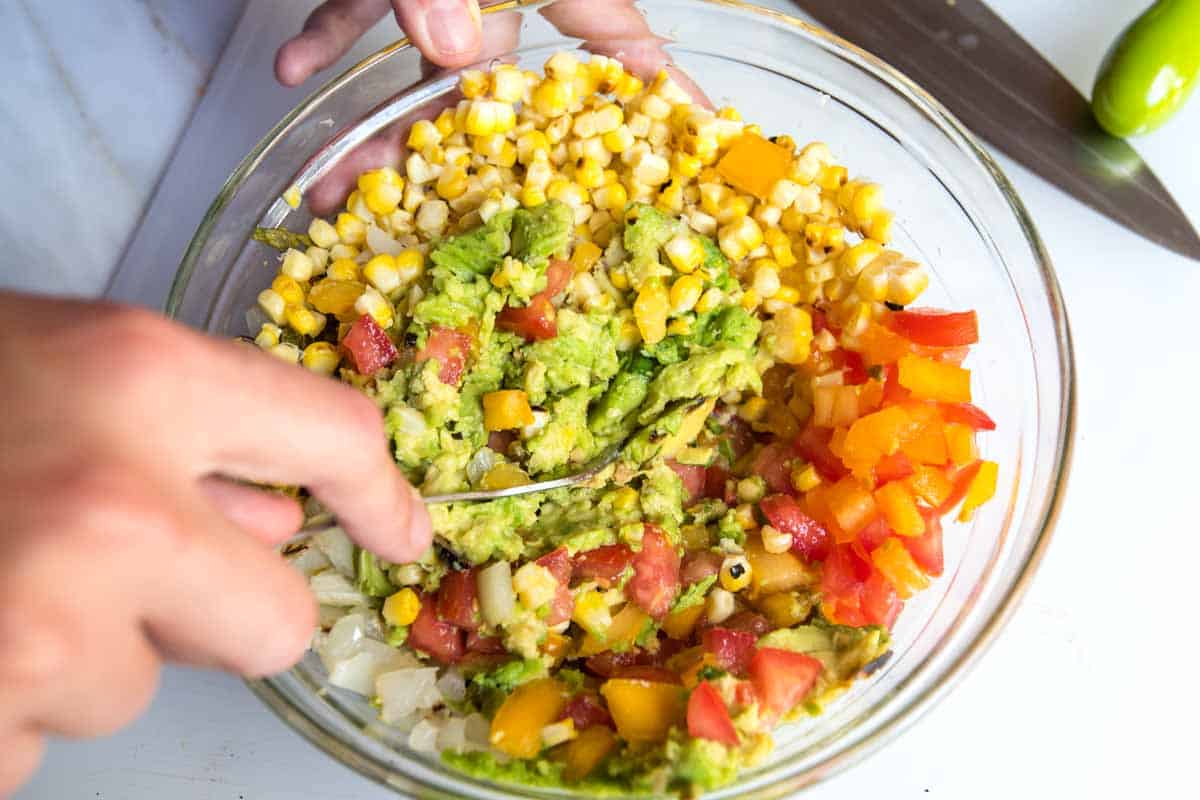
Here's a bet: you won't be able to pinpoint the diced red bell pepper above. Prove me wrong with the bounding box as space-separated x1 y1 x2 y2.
558 692 614 730
759 493 832 563
753 442 798 495
938 402 997 431
667 459 707 503
903 508 944 577
842 350 868 385
861 570 903 628
415 325 472 386
855 516 892 555
794 424 850 482
887 308 979 347
340 314 398 375
940 460 983 514
497 294 557 341
574 544 635 587
408 594 464 664
701 627 758 676
875 452 915 483
748 648 823 717
436 568 480 631
687 681 739 746
628 525 681 620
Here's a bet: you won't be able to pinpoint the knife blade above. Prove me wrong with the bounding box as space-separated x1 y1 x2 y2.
799 0 1200 261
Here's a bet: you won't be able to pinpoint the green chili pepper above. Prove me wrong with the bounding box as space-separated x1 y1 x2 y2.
1092 0 1200 138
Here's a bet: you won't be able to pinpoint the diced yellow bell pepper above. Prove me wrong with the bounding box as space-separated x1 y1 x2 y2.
958 460 998 522
481 462 532 490
560 725 617 781
897 354 971 403
745 536 813 596
899 421 949 466
661 602 705 641
874 481 925 537
571 240 603 272
870 537 930 599
579 604 649 656
716 132 793 199
490 678 570 758
841 406 912 478
309 279 366 321
600 679 686 743
482 389 535 431
825 477 879 537
905 464 953 508
943 422 978 466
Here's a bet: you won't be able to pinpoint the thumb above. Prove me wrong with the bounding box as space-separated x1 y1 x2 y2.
393 0 483 67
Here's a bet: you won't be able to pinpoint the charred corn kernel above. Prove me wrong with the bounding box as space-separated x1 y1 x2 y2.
739 288 760 309
435 166 469 200
363 254 401 295
695 287 724 314
254 322 281 349
491 64 526 103
270 274 305 306
817 164 848 190
268 342 301 363
752 263 782 298
602 125 634 153
663 233 704 274
866 209 894 243
733 502 758 531
839 239 884 279
774 285 801 304
571 240 602 272
591 182 627 212
739 397 768 423
766 305 814 364
308 218 339 249
886 260 929 305
791 462 822 492
459 69 488 98
335 212 366 245
634 281 669 345
761 524 792 555
327 258 361 282
668 274 703 314
706 587 736 624
719 555 752 592
382 587 421 627
283 185 301 208
279 249 314 283
532 78 574 117
354 286 394 329
718 216 763 261
407 119 443 151
302 341 340 375
285 305 327 337
521 184 547 207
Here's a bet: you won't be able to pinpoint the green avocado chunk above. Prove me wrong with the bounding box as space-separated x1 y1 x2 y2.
429 210 513 274
510 200 572 264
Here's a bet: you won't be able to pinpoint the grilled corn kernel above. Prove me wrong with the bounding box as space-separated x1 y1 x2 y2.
459 69 488 98
865 209 894 243
669 274 704 314
521 184 547 207
575 157 605 189
706 587 736 624
382 588 421 626
695 287 724 314
285 305 327 337
435 166 469 200
532 78 574 117
761 524 793 555
591 182 628 213
308 218 339 249
817 164 848 191
354 286 394 329
270 274 305 307
839 239 884 279
752 263 782 298
634 281 670 345
774 285 801 305
791 462 822 493
663 234 704 274
613 72 643 102
407 119 443 151
268 342 301 363
335 212 367 245
886 260 929 306
301 341 340 375
254 322 282 349
719 555 752 592
327 258 361 282
278 249 313 283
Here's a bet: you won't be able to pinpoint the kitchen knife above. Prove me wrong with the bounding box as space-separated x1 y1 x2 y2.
799 0 1200 261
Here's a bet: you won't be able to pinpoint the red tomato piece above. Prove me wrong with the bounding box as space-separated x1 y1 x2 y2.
340 315 398 375
628 526 681 620
940 460 983 514
842 350 868 384
415 325 472 386
558 692 614 730
687 681 739 746
546 585 574 626
861 570 903 628
887 308 979 347
904 508 944 577
408 595 464 664
437 568 480 631
574 544 634 587
719 611 772 638
702 464 730 501
497 295 557 341
748 648 823 717
701 628 758 676
939 402 997 431
535 546 573 584
680 550 724 586
465 631 507 654
544 258 574 299
667 459 707 503
584 649 649 677
760 493 833 563
611 665 683 684
753 442 797 495
820 543 873 599
855 516 892 554
794 424 850 482
875 452 915 483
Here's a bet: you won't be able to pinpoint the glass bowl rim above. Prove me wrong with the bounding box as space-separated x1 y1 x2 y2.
170 0 1076 794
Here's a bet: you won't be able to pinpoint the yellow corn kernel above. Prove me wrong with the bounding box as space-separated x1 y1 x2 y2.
254 322 282 349
521 184 546 208
791 462 822 492
308 218 339 249
719 555 752 592
363 254 401 295
575 157 606 189
354 286 394 329
516 130 550 165
666 318 691 336
301 341 340 376
434 108 456 137
601 125 634 153
739 288 760 310
335 212 366 246
491 64 526 103
695 287 724 314
435 166 469 200
285 304 327 337
764 227 797 268
268 342 301 364
817 164 848 191
752 262 782 298
591 182 628 213
774 285 801 304
616 316 641 350
633 281 670 345
326 258 361 282
532 78 574 117
866 210 894 243
407 119 443 151
382 588 421 627
668 274 704 315
767 305 813 364
271 274 305 306
459 69 489 98
571 240 603 272
716 106 742 121
282 185 301 208
613 72 643 102
717 216 764 262
839 239 884 279
663 234 704 274
886 260 929 306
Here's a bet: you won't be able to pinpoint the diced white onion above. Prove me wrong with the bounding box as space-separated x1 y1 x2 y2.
467 447 501 486
408 718 442 753
310 571 366 607
478 561 516 626
376 667 442 723
436 669 467 703
366 224 404 256
326 640 414 696
286 544 330 576
312 527 355 578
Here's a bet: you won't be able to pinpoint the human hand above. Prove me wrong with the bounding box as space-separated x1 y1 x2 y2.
0 293 431 793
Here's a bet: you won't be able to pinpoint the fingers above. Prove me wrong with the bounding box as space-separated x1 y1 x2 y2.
0 729 44 797
275 0 392 87
392 0 483 68
201 476 303 546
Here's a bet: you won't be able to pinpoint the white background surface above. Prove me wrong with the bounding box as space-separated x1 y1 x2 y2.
6 0 1200 798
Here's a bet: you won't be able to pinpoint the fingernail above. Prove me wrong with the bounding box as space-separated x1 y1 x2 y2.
424 0 478 56
407 484 434 552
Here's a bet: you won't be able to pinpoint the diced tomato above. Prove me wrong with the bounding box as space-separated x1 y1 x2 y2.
544 259 574 299
701 628 758 676
653 635 687 665
759 493 832 563
842 350 868 385
584 649 650 677
465 631 507 654
340 315 398 375
546 585 574 626
820 543 873 598
497 294 557 341
861 570 903 628
559 692 614 730
748 648 823 717
940 460 983 514
811 309 830 336
436 568 480 631
794 424 850 482
535 546 573 584
680 550 724 586
939 402 997 431
904 509 944 576
887 308 979 347
668 459 707 503
574 544 634 586
687 681 739 746
415 325 472 386
628 526 681 620
408 594 464 665
875 452 915 483
753 442 797 495
487 430 516 453
732 680 757 709
611 665 683 684
703 464 730 501
855 516 892 555
719 611 773 638
720 415 756 460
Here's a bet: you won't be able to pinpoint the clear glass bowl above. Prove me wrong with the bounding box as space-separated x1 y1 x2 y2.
168 1 1074 796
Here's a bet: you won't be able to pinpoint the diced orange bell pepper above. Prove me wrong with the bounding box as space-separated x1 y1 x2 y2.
715 132 793 199
940 460 982 514
561 725 617 781
489 678 570 758
745 536 813 595
858 323 912 365
858 379 884 414
958 460 998 522
897 354 971 403
906 464 954 507
600 678 686 743
543 631 569 660
943 422 978 466
579 603 649 656
661 602 706 641
874 481 926 537
482 389 535 431
870 537 930 599
841 406 913 478
825 476 879 538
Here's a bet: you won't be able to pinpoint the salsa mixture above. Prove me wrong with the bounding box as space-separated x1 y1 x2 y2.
253 52 999 796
